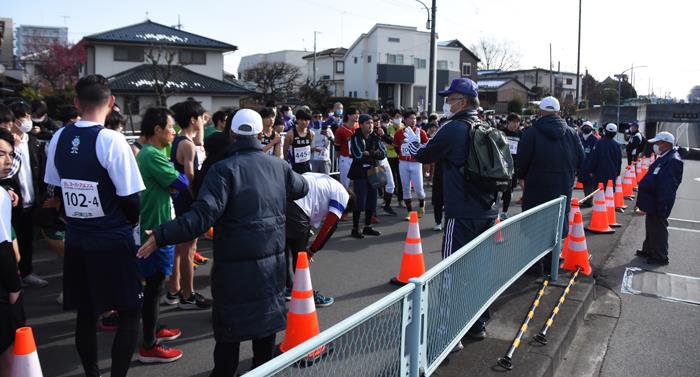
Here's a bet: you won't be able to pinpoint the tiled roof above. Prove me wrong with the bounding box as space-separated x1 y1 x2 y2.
108 64 254 95
302 47 347 59
478 79 511 89
84 20 237 51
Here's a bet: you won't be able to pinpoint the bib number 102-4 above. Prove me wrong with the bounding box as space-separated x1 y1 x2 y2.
61 179 105 219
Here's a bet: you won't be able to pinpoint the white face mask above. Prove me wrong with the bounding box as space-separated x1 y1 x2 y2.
442 102 453 118
653 144 662 155
17 119 33 133
392 118 402 125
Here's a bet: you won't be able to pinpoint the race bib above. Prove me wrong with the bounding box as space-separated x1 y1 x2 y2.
401 143 411 157
506 137 519 155
61 179 105 219
294 146 311 163
133 223 141 246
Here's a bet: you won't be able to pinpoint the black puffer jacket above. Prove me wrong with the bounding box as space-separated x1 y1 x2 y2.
153 137 308 342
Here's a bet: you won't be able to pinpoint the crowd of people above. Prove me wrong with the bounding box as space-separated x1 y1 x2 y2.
0 73 684 376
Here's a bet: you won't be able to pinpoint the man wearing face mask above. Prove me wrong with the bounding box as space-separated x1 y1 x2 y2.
386 110 405 207
635 132 683 265
30 100 61 141
578 121 599 207
589 123 622 190
625 121 645 164
280 106 295 132
8 102 48 288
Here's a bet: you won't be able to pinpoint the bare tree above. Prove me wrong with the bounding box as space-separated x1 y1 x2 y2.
470 38 521 71
243 62 301 103
144 46 178 106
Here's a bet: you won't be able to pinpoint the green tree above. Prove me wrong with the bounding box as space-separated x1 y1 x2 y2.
507 98 523 114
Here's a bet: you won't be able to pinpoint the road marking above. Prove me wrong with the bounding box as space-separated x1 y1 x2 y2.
695 177 700 182
621 267 700 306
668 227 700 233
669 217 700 224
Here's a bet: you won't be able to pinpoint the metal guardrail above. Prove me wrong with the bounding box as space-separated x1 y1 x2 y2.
245 284 416 377
246 197 566 377
409 196 566 376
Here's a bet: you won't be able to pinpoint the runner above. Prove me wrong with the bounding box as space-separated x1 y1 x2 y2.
393 111 429 220
284 109 314 174
500 113 522 218
165 100 211 310
259 108 282 158
43 75 144 377
135 107 189 363
334 107 359 189
386 110 404 207
285 172 354 307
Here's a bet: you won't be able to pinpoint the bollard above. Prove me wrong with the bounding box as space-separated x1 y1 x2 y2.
533 268 581 345
497 279 549 370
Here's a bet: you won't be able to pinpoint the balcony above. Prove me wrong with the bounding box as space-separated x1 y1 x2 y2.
377 64 414 84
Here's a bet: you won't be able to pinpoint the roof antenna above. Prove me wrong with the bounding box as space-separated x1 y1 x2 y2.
173 15 183 30
145 11 149 21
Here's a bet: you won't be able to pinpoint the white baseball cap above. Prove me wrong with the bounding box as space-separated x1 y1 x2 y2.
605 123 618 132
539 96 560 112
231 109 262 136
582 121 593 127
648 131 675 144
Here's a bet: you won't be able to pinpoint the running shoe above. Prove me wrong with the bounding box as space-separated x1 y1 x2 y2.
350 228 364 239
499 212 509 221
432 223 443 231
22 274 48 288
98 311 119 331
404 214 411 221
417 207 425 218
284 287 292 301
314 291 334 307
156 326 182 341
382 206 397 216
450 341 464 353
138 343 183 363
178 292 212 310
193 252 208 265
362 227 381 236
162 290 181 305
371 215 379 224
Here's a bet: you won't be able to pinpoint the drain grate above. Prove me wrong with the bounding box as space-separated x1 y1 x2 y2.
621 267 700 305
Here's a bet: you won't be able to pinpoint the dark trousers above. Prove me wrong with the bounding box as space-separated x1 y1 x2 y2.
388 157 403 201
285 202 311 289
642 215 669 259
432 166 444 224
442 217 496 329
142 272 165 347
210 334 276 377
581 181 596 207
75 308 139 377
352 178 377 229
11 207 34 277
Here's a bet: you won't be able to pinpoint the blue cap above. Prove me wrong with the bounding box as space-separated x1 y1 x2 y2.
438 78 478 97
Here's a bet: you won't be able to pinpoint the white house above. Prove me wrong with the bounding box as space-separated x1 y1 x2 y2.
81 20 253 122
478 68 582 104
343 24 461 110
302 47 346 96
238 50 310 83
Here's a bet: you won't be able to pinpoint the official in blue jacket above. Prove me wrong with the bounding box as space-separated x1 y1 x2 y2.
635 131 683 265
577 121 598 207
589 123 622 189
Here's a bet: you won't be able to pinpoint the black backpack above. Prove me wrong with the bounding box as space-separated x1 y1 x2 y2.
452 113 514 192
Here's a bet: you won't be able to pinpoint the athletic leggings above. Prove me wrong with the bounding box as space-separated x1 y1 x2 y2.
75 307 139 377
142 272 165 347
210 334 276 377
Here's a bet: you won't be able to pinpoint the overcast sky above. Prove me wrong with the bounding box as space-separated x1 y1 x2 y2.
6 0 699 99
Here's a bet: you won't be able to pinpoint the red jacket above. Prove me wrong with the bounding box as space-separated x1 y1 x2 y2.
393 127 428 162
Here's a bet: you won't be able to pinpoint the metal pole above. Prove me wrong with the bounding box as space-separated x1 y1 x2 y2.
312 31 319 86
497 279 549 370
428 0 437 113
617 74 621 126
549 43 553 96
575 0 582 108
534 268 581 345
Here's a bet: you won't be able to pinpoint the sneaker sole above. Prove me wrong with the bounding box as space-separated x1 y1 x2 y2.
138 354 183 363
162 297 180 305
156 333 181 342
178 303 210 310
315 302 334 308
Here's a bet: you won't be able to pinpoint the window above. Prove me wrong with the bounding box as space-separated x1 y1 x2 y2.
320 74 331 80
353 91 358 98
368 55 372 63
114 46 144 62
354 56 358 64
388 37 400 43
437 60 448 70
387 54 404 65
179 49 206 65
335 61 344 73
414 58 426 69
461 63 472 76
566 78 573 85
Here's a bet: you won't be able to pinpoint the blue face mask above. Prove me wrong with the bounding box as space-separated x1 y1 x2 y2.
335 109 343 116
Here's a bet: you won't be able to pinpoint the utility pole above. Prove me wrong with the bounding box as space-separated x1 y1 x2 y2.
549 43 553 96
429 0 437 113
312 31 320 86
575 0 582 108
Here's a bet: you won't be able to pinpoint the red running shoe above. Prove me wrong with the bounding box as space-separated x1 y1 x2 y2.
194 251 208 265
98 311 119 331
138 343 183 363
156 327 182 341
371 215 379 224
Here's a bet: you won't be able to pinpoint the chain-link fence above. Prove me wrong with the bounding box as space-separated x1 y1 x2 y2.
247 197 566 377
411 197 565 375
245 284 415 377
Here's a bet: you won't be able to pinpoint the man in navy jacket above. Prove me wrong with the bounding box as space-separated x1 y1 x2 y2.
577 121 598 207
635 131 683 265
590 123 622 189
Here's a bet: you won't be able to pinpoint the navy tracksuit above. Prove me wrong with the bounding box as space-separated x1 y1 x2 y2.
589 135 622 188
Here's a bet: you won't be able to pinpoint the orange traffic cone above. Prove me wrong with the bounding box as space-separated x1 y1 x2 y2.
560 212 592 276
630 163 639 190
614 176 627 211
622 166 635 199
605 180 621 228
641 156 650 178
494 216 505 243
635 160 643 183
280 252 326 360
10 327 43 377
391 211 426 285
575 179 583 190
561 198 581 261
586 183 614 234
